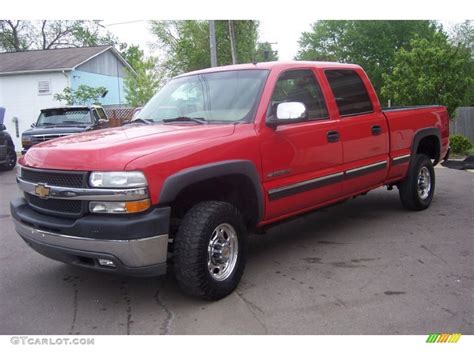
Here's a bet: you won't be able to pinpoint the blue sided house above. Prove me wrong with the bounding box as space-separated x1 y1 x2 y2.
0 46 134 149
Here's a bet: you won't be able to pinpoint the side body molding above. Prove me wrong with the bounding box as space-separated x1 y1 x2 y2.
158 160 264 223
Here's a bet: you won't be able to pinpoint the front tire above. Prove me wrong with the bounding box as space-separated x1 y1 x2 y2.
173 201 248 300
0 146 16 171
398 154 435 211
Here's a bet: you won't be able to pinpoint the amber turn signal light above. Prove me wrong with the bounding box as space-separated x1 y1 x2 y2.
124 199 151 213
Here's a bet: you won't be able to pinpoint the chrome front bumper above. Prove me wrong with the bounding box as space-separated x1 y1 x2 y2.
14 218 169 270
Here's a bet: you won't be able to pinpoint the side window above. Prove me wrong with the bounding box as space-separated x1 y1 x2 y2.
269 69 328 120
97 108 108 120
325 70 373 116
92 110 101 122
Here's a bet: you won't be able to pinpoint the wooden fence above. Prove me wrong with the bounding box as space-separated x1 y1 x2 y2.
451 107 474 142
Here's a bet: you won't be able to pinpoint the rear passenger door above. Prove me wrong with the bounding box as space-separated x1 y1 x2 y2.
324 69 389 196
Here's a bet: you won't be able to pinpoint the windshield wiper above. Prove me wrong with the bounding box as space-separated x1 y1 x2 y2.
122 118 153 125
162 116 207 124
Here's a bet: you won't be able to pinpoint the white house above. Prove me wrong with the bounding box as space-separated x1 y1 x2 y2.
0 46 133 150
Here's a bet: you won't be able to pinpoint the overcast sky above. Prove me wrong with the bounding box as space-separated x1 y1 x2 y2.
102 19 462 62
102 19 315 61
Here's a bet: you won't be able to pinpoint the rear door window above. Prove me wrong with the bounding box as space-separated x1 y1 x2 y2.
325 70 373 116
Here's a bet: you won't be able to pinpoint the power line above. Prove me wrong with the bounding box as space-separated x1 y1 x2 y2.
102 20 147 27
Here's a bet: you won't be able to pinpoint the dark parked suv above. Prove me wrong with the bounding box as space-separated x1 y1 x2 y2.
21 105 109 154
0 107 17 171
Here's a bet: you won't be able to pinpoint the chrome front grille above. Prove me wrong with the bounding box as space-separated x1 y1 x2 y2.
20 167 88 217
21 167 88 188
31 134 66 145
26 193 85 217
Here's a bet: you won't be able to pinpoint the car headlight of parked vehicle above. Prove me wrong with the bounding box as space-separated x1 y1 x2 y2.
21 135 32 146
89 171 148 188
89 171 150 214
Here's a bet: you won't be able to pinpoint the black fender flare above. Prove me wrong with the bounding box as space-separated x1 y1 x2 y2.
158 160 264 223
411 128 441 165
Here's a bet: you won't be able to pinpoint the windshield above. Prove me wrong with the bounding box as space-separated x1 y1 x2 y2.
138 69 269 123
37 109 92 126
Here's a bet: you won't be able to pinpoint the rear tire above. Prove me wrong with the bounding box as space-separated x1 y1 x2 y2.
0 146 16 171
398 154 435 211
173 201 247 300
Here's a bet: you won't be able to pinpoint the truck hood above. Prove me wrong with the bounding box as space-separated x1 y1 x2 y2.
23 126 89 136
21 123 236 171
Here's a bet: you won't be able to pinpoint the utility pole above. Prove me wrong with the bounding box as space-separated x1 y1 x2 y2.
228 20 237 64
209 20 217 67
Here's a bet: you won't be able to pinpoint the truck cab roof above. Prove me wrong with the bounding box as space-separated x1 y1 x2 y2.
40 105 103 112
178 61 362 78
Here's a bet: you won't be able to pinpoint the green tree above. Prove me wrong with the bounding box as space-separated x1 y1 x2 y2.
296 20 439 102
54 85 108 105
255 42 279 62
449 20 473 56
0 20 117 52
122 45 163 107
120 44 145 71
150 20 259 76
381 32 473 116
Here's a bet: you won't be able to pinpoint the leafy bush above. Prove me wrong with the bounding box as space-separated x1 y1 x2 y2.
450 135 473 154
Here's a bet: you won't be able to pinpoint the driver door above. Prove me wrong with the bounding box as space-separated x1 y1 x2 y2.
260 69 343 221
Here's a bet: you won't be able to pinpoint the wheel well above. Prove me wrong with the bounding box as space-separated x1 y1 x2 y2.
169 174 260 229
416 135 440 163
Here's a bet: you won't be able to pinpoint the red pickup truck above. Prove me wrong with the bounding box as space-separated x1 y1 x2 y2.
11 61 449 300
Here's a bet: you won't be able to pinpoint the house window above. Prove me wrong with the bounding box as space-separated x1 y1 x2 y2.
38 80 51 95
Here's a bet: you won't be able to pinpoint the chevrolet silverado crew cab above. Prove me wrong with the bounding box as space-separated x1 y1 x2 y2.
11 62 449 300
21 105 109 154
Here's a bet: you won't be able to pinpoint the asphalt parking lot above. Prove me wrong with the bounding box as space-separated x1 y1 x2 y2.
0 167 473 335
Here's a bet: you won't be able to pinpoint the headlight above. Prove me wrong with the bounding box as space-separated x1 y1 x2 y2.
89 171 147 188
89 199 151 214
22 136 32 146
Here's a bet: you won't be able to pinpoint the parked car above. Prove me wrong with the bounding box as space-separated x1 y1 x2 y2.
0 107 16 171
11 61 450 300
21 105 109 154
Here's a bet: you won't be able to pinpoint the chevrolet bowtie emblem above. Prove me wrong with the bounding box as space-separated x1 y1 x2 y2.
34 184 51 199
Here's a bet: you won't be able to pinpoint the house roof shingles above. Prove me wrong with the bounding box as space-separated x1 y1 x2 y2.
0 46 113 75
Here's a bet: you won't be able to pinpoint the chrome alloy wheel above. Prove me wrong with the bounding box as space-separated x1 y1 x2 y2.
207 223 239 281
417 166 432 200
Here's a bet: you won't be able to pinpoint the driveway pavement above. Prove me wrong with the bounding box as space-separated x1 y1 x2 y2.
0 167 472 334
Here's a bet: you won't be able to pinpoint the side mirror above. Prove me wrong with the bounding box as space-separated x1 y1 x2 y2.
267 102 307 128
277 102 306 119
0 124 6 131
